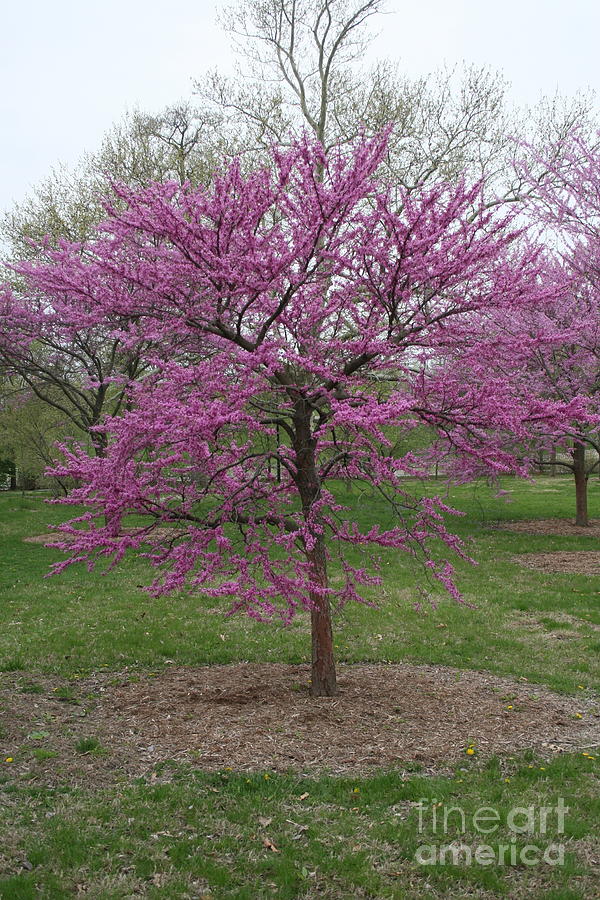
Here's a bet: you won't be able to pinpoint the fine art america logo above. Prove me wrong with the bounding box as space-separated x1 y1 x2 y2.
414 798 568 867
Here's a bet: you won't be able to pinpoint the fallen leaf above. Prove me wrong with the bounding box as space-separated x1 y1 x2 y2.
258 816 272 827
263 838 279 852
299 792 309 801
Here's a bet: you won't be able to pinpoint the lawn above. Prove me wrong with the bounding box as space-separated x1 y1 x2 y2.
0 477 599 898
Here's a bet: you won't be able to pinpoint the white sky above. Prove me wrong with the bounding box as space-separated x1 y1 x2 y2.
1 0 598 217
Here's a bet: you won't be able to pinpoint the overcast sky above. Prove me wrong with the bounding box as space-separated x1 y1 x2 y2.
1 0 598 217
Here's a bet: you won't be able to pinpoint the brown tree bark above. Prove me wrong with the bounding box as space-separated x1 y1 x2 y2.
292 400 337 697
307 536 337 697
573 440 589 527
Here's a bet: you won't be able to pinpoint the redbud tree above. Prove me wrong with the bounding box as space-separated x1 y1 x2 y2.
419 257 598 524
15 134 579 696
510 132 600 524
514 262 600 526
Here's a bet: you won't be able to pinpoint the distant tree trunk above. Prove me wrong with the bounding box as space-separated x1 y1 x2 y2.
293 400 337 697
573 440 589 526
550 446 557 477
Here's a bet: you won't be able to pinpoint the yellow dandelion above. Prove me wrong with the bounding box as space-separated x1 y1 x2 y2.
466 748 475 756
575 713 583 719
506 705 513 710
352 787 360 793
5 757 13 763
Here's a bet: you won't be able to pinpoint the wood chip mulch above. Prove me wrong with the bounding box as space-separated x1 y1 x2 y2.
2 664 598 786
499 518 600 538
491 519 600 574
516 552 600 575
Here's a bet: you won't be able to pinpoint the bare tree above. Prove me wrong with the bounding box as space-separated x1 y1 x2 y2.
197 0 598 201
198 1 509 183
1 104 222 262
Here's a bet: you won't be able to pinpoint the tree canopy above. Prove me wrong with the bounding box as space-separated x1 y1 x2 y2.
13 133 586 695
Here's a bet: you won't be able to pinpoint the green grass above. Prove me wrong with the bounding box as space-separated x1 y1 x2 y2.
0 479 599 693
1 478 599 897
74 737 105 756
0 754 597 898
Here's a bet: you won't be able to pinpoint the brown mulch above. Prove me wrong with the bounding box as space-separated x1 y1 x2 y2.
499 518 600 537
516 552 600 575
23 532 67 545
493 519 600 574
23 527 175 546
2 663 598 786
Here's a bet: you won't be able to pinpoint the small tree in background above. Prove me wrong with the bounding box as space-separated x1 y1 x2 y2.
0 382 74 493
420 244 600 526
510 132 600 524
522 269 600 526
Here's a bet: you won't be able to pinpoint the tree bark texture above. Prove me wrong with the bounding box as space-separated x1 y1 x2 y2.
292 400 337 696
573 440 589 526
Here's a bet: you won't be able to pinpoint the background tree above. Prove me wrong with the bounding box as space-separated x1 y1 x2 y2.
198 0 597 199
1 104 222 263
513 131 600 524
0 269 151 462
0 380 74 492
521 266 600 526
423 249 600 525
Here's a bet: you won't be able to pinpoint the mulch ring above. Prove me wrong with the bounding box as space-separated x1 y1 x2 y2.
23 533 72 545
1 663 598 786
493 518 600 574
23 527 175 546
516 552 600 575
498 518 600 538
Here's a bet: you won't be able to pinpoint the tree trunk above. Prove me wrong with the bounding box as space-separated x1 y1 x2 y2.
550 446 557 477
292 400 337 697
307 535 337 697
573 441 589 527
